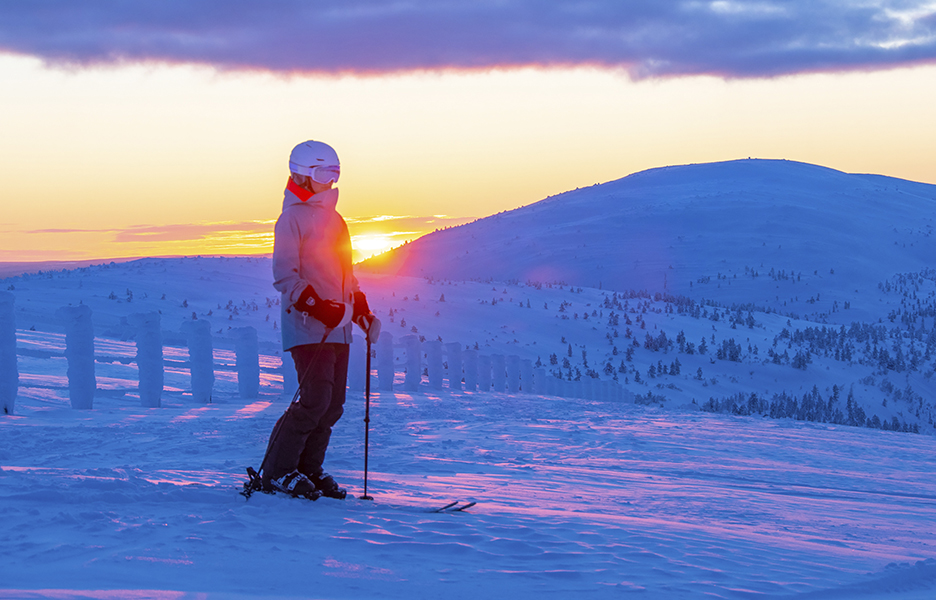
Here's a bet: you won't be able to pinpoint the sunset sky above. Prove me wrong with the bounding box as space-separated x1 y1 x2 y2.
2 1 935 263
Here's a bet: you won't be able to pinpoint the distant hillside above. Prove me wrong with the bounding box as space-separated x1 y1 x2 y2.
358 159 936 323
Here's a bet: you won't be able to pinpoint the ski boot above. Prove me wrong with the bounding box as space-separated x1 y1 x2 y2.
310 472 347 500
270 470 322 501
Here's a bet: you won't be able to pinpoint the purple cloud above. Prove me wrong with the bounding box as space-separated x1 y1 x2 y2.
1 1 935 78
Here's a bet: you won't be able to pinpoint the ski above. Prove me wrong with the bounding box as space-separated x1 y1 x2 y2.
431 501 460 512
243 467 473 512
430 501 477 513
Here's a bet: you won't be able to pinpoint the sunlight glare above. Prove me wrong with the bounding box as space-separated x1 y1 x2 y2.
352 234 395 261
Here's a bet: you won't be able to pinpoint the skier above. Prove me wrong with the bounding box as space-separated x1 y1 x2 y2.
263 140 381 500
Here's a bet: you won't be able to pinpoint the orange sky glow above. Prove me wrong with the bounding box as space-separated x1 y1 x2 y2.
2 52 935 264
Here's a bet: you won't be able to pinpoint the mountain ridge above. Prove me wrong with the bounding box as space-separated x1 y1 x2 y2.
359 158 936 323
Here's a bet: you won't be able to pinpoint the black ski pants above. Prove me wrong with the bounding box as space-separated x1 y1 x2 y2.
264 343 349 483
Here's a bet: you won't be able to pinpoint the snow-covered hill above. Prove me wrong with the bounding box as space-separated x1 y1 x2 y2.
3 158 936 598
359 158 936 325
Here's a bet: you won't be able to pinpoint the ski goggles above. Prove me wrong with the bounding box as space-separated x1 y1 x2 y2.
309 165 340 185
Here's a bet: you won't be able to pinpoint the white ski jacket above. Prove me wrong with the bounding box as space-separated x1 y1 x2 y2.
272 179 359 350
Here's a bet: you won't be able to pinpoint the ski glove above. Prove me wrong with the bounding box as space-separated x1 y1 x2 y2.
356 314 381 344
295 285 347 329
352 291 371 320
352 291 381 343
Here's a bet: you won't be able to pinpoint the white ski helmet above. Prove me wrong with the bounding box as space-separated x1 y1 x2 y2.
289 140 340 184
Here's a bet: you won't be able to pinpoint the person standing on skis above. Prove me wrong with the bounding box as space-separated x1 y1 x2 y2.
263 140 381 500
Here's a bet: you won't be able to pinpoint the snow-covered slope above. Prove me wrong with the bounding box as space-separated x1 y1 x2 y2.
3 257 936 598
3 376 936 599
359 159 936 324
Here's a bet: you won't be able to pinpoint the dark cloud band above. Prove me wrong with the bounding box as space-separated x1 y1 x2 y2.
1 1 935 78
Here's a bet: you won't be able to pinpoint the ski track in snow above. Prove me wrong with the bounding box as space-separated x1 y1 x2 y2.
3 385 936 599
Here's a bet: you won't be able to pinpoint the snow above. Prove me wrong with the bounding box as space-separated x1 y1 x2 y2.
2 159 936 597
2 366 936 599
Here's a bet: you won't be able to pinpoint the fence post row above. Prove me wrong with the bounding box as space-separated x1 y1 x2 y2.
365 333 631 401
4 301 634 410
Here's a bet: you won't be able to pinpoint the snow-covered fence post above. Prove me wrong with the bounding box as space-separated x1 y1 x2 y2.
491 354 506 393
57 305 96 409
622 386 635 403
545 374 557 397
348 334 366 392
281 353 298 400
506 355 520 393
233 326 260 399
0 292 17 415
402 335 421 391
445 342 462 391
533 367 546 395
129 312 163 407
181 319 213 404
462 349 478 391
520 359 533 393
477 355 492 392
551 377 562 398
377 332 394 391
425 340 444 390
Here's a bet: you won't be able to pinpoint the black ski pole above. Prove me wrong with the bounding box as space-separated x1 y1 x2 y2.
360 336 374 500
